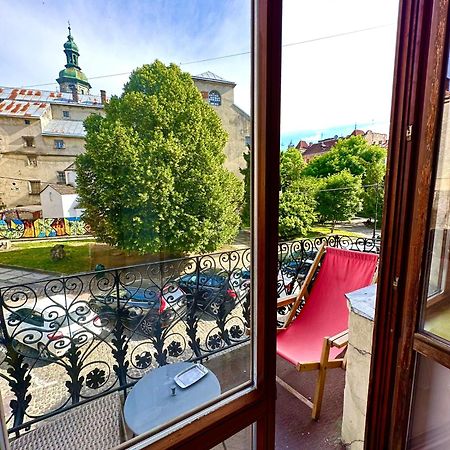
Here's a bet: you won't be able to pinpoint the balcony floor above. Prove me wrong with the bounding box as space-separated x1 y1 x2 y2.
207 346 345 449
276 357 345 449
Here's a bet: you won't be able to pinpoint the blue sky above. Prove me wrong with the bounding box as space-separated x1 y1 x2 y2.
0 0 399 147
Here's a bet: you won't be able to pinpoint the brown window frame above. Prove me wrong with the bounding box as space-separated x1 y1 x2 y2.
365 0 450 448
115 1 282 448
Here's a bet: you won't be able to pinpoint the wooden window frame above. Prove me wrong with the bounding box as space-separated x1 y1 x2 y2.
365 0 450 448
117 0 282 448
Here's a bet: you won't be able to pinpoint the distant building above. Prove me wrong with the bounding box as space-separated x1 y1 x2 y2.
192 71 251 177
0 30 250 210
0 27 105 209
40 183 82 218
299 129 388 163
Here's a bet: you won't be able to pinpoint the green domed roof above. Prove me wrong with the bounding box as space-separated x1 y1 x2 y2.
58 67 89 83
57 25 92 92
64 38 79 53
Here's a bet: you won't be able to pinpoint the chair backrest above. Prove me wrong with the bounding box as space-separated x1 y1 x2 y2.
297 247 378 337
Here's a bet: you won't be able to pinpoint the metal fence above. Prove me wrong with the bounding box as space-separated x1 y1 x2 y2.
0 235 378 435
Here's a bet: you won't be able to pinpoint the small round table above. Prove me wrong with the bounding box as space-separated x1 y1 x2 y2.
124 362 221 435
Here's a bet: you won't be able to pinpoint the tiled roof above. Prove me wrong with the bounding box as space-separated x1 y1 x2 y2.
192 71 235 86
302 138 338 157
0 100 50 117
0 87 104 108
41 184 77 195
296 140 309 150
42 119 85 137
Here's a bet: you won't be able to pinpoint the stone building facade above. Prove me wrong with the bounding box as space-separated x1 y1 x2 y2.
0 88 104 208
192 72 251 177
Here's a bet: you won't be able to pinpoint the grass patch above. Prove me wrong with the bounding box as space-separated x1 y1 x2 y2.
306 225 363 238
0 240 93 274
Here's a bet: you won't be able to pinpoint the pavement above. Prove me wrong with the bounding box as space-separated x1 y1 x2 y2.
0 266 54 288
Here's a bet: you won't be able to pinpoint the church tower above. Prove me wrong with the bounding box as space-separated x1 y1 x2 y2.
56 25 91 95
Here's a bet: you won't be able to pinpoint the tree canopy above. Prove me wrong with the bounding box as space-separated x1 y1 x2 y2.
302 135 386 221
76 61 243 254
278 148 316 239
279 177 317 240
316 171 362 232
280 146 306 190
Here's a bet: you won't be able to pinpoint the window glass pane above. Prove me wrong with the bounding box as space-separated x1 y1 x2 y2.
407 355 450 449
0 0 252 446
422 44 450 342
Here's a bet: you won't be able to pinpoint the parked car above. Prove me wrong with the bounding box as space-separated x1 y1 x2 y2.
175 271 239 318
278 250 317 295
88 287 174 337
4 295 102 358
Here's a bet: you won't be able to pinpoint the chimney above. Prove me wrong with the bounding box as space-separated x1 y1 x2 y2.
100 90 107 104
72 87 79 103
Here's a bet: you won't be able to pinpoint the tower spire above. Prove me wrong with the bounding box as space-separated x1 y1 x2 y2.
56 25 91 95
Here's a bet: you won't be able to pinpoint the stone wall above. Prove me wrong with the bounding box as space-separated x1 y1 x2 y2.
341 309 374 449
193 79 251 179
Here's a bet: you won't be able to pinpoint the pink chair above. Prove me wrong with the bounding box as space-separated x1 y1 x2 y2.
276 245 378 419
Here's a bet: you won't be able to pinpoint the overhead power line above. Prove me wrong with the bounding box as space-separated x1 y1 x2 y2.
21 23 393 89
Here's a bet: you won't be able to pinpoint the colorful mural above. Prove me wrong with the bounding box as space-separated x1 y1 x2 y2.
0 217 91 240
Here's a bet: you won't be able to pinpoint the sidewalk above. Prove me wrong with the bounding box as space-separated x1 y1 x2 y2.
0 266 54 288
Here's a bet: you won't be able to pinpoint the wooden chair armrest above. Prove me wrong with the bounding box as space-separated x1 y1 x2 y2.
277 294 298 308
329 329 348 348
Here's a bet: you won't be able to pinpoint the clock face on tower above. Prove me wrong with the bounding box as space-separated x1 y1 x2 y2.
208 90 221 106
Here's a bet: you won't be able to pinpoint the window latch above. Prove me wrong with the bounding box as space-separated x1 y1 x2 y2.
406 125 413 142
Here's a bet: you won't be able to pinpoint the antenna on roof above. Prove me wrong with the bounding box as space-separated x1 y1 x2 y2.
354 122 357 130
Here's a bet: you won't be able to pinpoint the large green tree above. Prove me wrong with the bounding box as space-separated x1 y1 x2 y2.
76 61 243 253
279 178 318 240
280 146 306 190
302 135 386 220
316 171 362 232
278 148 316 239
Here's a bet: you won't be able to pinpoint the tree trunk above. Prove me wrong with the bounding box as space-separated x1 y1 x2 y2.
330 220 336 233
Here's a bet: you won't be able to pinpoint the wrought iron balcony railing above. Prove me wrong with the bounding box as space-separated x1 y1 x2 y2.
0 235 378 436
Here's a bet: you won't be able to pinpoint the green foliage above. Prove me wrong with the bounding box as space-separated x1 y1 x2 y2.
360 164 384 223
240 150 251 228
280 146 306 190
77 61 243 254
302 135 386 220
316 171 362 232
279 178 318 240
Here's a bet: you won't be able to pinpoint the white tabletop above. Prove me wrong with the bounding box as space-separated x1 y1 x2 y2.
124 362 221 435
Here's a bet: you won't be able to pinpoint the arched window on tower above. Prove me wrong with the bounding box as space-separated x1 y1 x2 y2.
208 90 221 106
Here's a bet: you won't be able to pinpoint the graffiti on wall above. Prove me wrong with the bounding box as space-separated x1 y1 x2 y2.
0 217 91 240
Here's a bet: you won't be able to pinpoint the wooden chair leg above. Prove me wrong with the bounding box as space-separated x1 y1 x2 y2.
311 337 331 420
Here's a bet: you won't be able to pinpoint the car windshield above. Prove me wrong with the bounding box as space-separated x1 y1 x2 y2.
180 273 226 287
